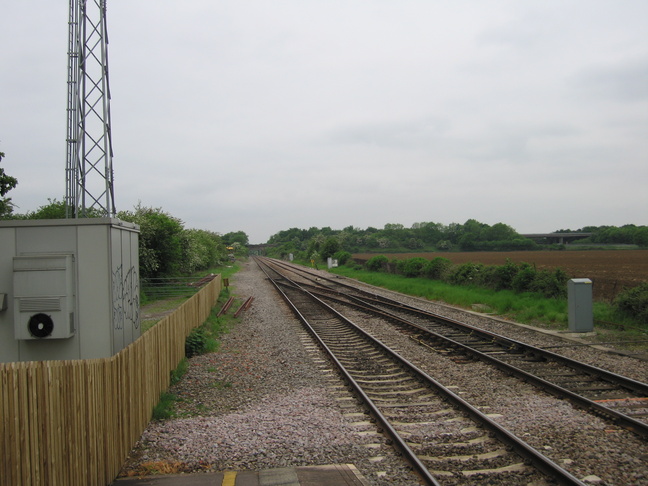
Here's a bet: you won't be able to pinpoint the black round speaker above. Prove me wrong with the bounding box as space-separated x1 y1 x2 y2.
28 313 55 338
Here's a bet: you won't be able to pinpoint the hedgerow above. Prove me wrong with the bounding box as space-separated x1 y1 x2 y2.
614 283 648 322
366 255 389 272
365 256 570 299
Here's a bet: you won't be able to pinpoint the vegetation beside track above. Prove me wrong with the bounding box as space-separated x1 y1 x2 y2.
150 262 245 420
141 263 242 332
327 264 648 353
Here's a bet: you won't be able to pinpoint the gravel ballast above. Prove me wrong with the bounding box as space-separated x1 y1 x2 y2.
119 260 420 484
119 260 648 485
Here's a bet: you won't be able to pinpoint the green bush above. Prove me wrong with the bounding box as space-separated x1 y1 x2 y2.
506 263 569 299
397 257 428 278
614 283 648 322
450 262 486 286
118 204 184 278
492 259 520 290
333 250 352 265
365 255 389 272
529 268 569 299
421 257 452 280
185 327 210 358
511 263 537 293
181 229 227 274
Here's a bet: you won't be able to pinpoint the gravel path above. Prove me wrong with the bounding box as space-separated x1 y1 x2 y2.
119 260 648 485
119 260 420 484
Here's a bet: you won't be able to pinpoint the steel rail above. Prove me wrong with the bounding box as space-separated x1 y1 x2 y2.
348 292 648 396
255 257 587 485
258 257 648 436
300 286 648 439
255 261 442 485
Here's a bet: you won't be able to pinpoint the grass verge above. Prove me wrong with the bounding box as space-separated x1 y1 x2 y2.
152 391 178 421
150 263 245 420
140 262 242 333
185 292 239 357
329 266 647 352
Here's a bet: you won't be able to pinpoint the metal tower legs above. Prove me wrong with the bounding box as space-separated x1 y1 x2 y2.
65 0 116 218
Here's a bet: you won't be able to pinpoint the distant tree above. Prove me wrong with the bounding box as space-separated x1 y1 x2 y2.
484 222 518 241
321 237 340 259
458 233 477 251
634 227 648 246
417 222 444 244
336 230 351 249
377 237 390 248
590 225 648 246
437 240 453 250
0 151 18 218
181 229 226 273
406 237 423 249
306 234 325 258
364 235 379 248
384 223 404 230
268 227 308 244
223 230 249 246
445 223 463 243
29 199 67 219
12 198 104 220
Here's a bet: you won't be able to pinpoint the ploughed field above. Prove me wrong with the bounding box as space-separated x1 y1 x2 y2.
353 250 648 301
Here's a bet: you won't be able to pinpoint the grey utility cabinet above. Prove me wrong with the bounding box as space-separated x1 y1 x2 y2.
568 278 594 333
0 218 139 363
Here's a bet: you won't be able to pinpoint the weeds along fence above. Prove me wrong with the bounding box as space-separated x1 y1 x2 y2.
0 275 222 486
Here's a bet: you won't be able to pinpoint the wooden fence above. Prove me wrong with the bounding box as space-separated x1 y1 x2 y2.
1 275 222 486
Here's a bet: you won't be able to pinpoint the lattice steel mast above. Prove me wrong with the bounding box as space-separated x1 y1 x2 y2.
65 0 116 218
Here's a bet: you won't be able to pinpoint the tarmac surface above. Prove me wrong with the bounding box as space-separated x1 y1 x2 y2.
112 464 371 486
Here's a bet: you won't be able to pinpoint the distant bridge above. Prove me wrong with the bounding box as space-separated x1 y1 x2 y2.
521 233 593 244
248 243 277 255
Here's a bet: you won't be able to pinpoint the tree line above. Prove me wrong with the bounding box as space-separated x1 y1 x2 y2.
266 220 648 262
558 226 648 246
1 197 249 280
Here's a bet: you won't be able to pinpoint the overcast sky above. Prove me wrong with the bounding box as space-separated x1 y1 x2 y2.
1 1 646 243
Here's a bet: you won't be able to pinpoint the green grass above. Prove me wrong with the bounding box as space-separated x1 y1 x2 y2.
219 262 241 281
170 358 189 385
140 262 243 333
152 391 177 420
209 380 232 389
150 294 241 421
151 358 191 420
194 288 242 344
329 266 648 352
149 261 246 421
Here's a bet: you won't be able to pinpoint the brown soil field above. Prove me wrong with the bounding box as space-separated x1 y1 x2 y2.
353 250 648 302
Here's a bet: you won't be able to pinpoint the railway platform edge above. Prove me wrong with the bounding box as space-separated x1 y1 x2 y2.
112 463 371 486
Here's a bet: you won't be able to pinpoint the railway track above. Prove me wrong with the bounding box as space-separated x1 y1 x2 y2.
257 257 648 440
255 257 588 485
